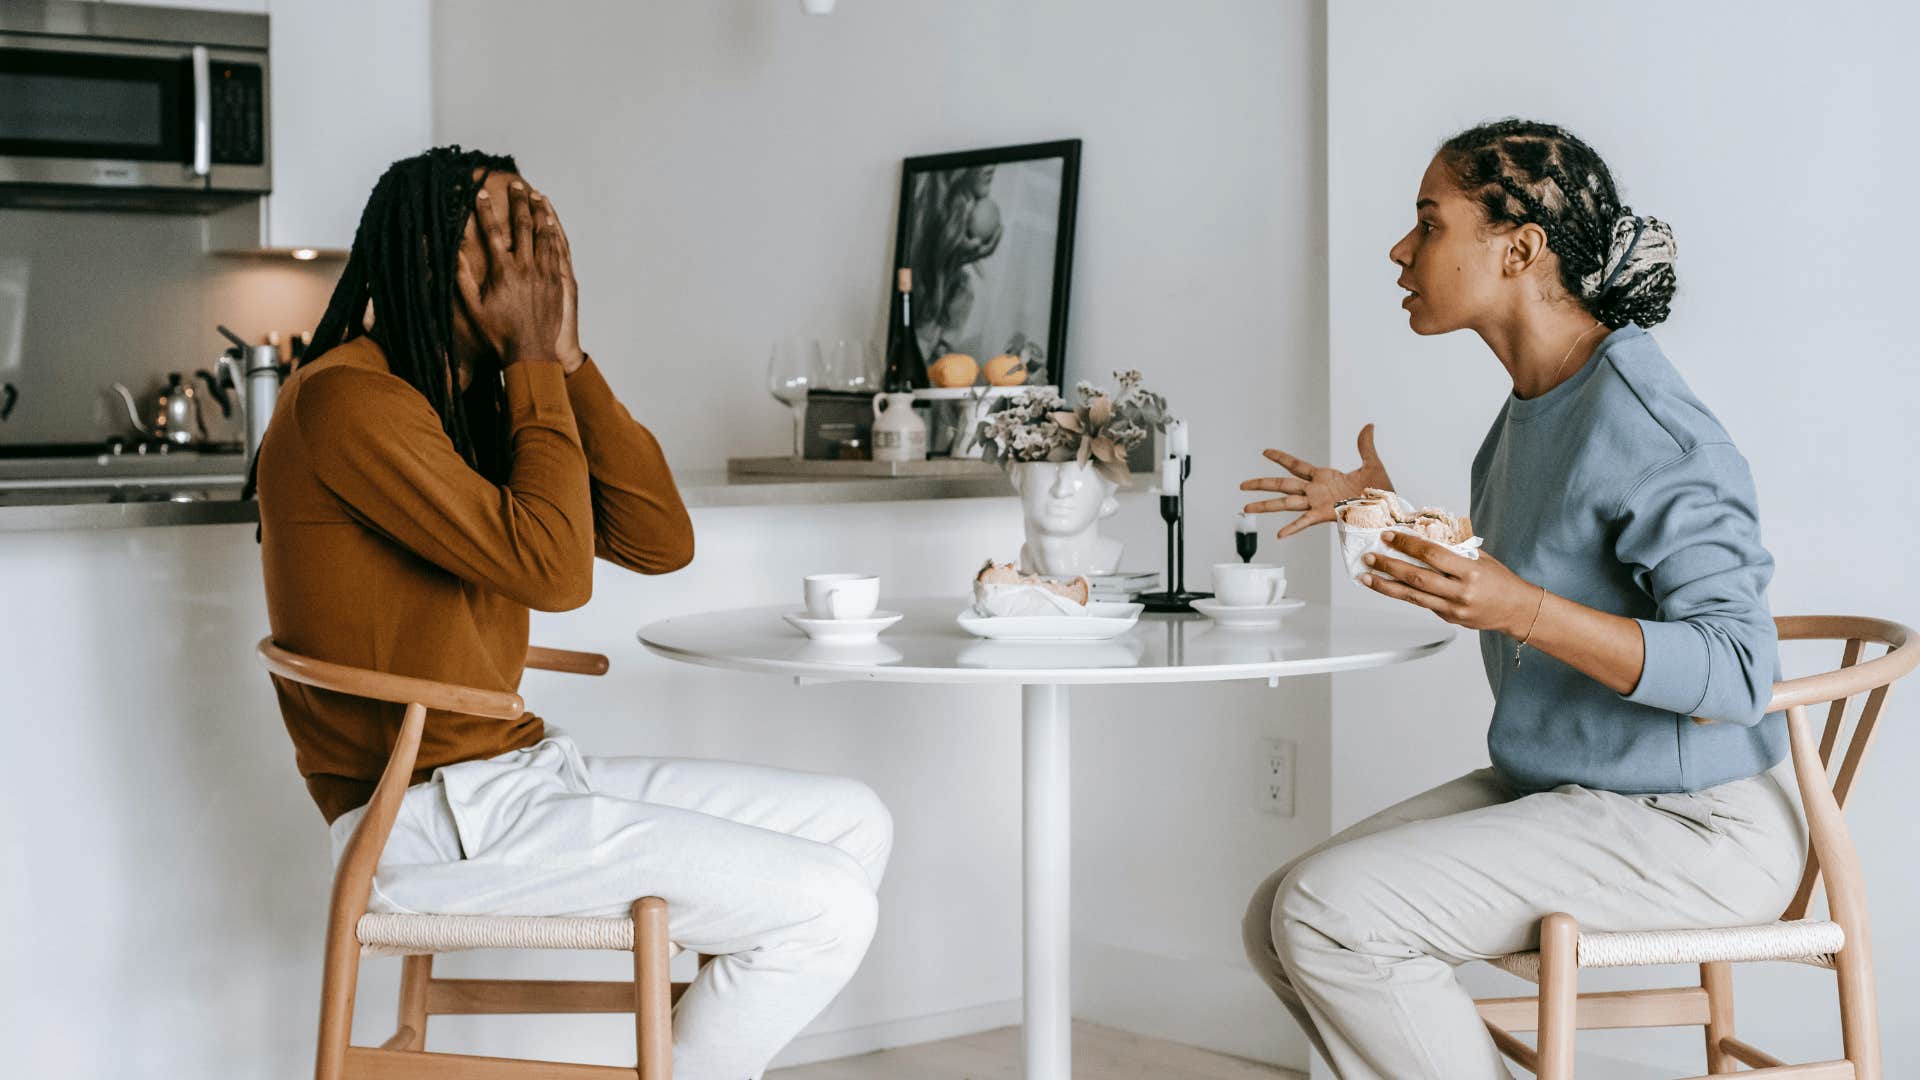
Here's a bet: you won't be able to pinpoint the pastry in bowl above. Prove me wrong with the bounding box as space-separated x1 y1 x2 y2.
1338 498 1398 530
1408 509 1474 545
1332 489 1481 583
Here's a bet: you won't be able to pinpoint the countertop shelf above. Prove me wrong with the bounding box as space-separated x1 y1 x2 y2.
0 466 1019 532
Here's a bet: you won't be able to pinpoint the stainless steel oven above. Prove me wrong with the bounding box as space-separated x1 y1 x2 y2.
0 1 268 208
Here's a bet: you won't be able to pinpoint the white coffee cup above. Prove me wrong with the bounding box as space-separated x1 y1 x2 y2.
803 573 880 620
1213 562 1288 607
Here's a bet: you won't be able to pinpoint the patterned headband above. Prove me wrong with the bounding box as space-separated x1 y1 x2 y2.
1597 215 1647 295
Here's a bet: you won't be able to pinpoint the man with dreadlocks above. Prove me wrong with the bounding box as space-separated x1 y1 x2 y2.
254 147 891 1079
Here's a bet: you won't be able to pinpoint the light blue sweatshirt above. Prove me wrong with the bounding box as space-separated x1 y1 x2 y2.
1470 324 1785 795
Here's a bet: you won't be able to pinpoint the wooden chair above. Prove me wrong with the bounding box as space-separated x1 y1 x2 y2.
258 639 695 1080
1474 616 1918 1080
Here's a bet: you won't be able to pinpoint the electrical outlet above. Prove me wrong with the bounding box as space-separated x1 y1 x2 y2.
1261 736 1295 817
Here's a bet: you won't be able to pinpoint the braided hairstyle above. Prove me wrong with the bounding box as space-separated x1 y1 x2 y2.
243 145 518 500
1437 119 1677 329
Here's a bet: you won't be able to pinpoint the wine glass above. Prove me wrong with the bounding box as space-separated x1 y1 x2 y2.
767 338 818 459
820 338 876 394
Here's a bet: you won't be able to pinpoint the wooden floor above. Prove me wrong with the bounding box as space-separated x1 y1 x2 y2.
770 1021 1304 1079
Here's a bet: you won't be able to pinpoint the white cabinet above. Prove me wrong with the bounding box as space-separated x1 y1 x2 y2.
206 0 431 254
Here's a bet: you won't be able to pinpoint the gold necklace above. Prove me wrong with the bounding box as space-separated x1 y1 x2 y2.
1542 321 1606 395
1511 319 1606 670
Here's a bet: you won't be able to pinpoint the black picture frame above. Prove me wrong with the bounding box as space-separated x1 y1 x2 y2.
889 139 1081 390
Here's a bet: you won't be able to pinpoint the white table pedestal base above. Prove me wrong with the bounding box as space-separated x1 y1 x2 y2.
1022 683 1071 1079
636 602 1454 1080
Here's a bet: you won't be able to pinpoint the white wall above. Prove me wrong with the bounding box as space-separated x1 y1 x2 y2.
1327 1 1920 1075
0 2 1332 1077
433 0 1330 1067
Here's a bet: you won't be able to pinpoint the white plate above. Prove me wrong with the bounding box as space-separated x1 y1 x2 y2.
1191 596 1306 629
957 637 1145 669
783 610 904 643
956 601 1144 641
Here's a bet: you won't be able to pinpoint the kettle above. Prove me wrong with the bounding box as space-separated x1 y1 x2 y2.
112 372 209 447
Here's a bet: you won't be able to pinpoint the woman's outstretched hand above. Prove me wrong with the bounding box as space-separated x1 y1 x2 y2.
1361 532 1541 635
1240 423 1395 540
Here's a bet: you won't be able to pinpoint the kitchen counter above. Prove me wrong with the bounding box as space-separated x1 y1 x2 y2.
0 484 260 531
0 467 1021 532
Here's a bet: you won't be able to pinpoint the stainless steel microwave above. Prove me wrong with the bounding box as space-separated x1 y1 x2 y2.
0 0 269 210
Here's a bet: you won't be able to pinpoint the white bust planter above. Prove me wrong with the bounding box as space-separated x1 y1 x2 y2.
1011 460 1123 577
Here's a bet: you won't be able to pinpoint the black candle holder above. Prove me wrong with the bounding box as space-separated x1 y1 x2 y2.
1138 456 1213 613
1236 521 1259 563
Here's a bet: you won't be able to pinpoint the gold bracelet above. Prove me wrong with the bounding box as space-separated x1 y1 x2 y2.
1514 586 1548 669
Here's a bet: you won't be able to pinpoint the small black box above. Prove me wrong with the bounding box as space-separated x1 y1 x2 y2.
802 390 875 460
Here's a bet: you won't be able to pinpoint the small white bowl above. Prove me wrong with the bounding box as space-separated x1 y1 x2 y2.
783 610 904 644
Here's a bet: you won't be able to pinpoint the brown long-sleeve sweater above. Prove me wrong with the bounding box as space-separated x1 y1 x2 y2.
256 336 693 822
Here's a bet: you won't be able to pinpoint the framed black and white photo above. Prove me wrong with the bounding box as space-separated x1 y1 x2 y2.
890 140 1080 389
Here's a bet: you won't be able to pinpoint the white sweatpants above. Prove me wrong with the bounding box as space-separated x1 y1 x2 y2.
1241 762 1805 1079
329 730 893 1080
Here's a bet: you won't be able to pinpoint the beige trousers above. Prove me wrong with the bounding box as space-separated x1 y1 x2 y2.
1241 763 1806 1079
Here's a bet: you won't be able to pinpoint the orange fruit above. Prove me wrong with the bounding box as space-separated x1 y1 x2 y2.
985 354 1027 386
928 353 980 388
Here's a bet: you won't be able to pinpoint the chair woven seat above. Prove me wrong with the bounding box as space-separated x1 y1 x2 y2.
1486 918 1844 983
357 911 681 958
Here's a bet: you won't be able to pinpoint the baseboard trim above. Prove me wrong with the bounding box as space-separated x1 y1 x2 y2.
768 996 1025 1069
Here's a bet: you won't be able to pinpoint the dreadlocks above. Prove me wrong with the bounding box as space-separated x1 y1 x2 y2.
1437 120 1678 329
244 145 518 500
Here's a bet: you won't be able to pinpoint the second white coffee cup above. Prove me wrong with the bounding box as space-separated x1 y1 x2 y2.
1213 562 1288 607
804 573 881 620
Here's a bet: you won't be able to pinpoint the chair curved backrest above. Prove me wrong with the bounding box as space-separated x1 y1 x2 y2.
256 640 612 1079
254 639 608 948
1756 617 1918 927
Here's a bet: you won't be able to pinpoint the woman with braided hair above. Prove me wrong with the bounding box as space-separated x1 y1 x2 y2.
254 146 892 1079
1238 120 1800 1077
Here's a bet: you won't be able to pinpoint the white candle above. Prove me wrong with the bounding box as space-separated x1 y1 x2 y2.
1167 419 1189 457
1159 455 1181 494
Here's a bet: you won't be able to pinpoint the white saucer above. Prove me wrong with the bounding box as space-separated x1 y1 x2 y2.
1191 596 1306 628
956 601 1144 641
783 610 904 643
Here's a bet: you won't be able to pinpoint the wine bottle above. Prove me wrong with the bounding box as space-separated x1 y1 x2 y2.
883 268 929 391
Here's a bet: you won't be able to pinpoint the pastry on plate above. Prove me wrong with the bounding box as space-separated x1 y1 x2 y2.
976 561 1090 606
974 561 1092 617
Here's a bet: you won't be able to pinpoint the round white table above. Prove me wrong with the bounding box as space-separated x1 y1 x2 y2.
638 598 1454 1080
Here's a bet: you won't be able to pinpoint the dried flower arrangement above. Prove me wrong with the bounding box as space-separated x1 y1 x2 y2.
975 369 1170 487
